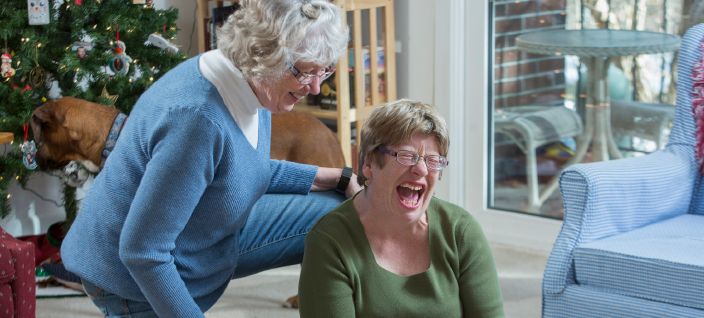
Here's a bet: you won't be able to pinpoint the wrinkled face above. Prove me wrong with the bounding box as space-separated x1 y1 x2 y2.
249 61 326 113
363 134 441 224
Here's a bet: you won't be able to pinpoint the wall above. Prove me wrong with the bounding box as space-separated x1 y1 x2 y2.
1 143 93 237
493 0 567 109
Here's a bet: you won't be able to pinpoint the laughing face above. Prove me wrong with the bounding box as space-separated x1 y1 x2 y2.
249 61 325 113
362 134 440 225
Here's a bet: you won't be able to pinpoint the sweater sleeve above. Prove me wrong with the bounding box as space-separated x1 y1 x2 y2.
266 159 317 194
298 230 356 318
458 216 506 318
118 108 223 317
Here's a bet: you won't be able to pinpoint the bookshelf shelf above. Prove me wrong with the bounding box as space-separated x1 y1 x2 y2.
0 132 12 145
293 102 357 122
196 0 396 166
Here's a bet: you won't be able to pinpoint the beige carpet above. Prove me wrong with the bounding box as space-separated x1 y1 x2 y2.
36 243 550 318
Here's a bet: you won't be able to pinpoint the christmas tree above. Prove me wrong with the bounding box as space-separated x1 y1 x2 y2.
0 0 188 224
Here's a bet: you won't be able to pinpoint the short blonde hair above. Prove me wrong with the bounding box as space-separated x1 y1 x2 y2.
356 99 450 186
217 0 349 81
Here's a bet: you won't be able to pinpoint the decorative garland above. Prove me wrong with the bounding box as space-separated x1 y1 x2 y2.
694 39 704 173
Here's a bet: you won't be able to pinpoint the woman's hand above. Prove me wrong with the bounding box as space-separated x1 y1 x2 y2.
311 167 361 198
345 173 362 198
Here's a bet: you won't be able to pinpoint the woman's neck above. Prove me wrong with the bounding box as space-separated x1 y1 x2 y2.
353 189 431 276
353 189 428 238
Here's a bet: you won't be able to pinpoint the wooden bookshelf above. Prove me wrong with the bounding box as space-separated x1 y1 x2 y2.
195 0 233 53
196 0 396 166
0 132 13 145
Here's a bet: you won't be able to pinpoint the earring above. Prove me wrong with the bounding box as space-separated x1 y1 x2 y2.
364 179 371 186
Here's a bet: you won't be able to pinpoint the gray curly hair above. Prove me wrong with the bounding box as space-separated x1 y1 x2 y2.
216 0 349 82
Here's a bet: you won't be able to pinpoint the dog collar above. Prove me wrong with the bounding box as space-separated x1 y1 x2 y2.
101 113 127 169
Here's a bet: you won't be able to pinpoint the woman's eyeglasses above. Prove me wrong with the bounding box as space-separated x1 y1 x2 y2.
287 62 336 85
377 147 449 171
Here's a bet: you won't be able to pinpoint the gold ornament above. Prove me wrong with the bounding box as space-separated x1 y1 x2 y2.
30 46 45 87
364 179 371 187
100 86 119 107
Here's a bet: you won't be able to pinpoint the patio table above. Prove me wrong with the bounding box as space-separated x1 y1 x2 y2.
514 29 680 208
517 29 680 162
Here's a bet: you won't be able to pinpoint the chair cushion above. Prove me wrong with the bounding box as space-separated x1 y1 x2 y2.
574 214 704 310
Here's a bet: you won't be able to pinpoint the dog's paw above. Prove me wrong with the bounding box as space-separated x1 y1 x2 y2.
282 295 299 308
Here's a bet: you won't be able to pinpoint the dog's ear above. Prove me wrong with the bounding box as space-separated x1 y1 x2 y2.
31 101 64 142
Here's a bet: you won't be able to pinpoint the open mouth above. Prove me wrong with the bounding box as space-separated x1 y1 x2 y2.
290 92 306 102
397 182 425 208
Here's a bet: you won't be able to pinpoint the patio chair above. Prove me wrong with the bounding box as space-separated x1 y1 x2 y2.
494 105 583 213
611 100 675 150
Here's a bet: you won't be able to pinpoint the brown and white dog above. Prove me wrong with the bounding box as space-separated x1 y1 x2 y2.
31 97 123 173
31 97 345 172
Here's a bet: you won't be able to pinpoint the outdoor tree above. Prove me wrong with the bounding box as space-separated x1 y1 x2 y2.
0 0 187 228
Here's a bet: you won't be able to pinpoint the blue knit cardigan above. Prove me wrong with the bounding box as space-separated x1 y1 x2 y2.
62 55 318 317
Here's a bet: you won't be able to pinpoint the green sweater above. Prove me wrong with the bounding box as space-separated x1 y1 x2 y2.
298 196 505 318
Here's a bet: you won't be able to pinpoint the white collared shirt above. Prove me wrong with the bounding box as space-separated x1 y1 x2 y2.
199 49 264 149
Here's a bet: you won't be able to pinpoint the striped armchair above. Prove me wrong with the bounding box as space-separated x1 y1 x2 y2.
543 24 704 318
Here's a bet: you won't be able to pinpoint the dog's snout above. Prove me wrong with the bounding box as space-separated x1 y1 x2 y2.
35 146 69 171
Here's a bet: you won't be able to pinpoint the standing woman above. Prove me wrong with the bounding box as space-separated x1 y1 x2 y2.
61 1 356 317
298 99 505 317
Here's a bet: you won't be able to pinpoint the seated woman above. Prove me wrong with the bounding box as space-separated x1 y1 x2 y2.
298 99 505 317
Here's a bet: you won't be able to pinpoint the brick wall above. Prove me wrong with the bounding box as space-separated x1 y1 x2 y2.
493 0 567 109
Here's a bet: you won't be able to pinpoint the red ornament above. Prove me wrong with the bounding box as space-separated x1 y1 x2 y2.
12 83 33 92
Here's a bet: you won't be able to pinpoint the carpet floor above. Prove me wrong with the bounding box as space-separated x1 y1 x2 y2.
36 243 550 318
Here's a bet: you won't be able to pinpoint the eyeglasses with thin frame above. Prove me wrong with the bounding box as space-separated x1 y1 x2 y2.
377 146 449 171
287 62 336 85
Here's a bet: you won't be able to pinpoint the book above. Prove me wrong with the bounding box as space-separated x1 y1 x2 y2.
319 46 385 110
210 4 241 49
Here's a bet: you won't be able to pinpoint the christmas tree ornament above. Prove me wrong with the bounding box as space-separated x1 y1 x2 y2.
76 46 87 60
71 41 92 60
11 83 33 92
147 33 179 53
27 0 50 25
132 0 142 3
20 124 37 170
100 85 119 106
75 0 81 4
60 161 88 187
21 141 38 170
110 41 133 74
109 25 133 74
30 46 45 87
1 53 15 78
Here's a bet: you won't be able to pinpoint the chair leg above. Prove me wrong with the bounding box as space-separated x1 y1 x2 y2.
525 146 541 214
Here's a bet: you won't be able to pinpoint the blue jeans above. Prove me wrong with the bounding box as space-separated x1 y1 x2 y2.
233 190 345 278
83 191 345 316
83 279 157 318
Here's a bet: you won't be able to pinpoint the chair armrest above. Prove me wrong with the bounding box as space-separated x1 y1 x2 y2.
543 145 697 294
0 229 36 318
